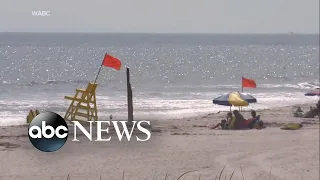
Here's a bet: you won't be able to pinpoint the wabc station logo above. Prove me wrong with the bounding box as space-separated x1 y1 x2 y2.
28 112 151 152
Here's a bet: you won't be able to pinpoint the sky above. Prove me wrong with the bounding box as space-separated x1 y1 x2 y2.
0 0 319 33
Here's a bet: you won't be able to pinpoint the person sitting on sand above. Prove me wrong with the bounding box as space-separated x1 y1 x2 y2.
246 110 259 128
293 107 304 117
232 110 246 129
209 112 234 130
246 110 265 129
301 101 319 118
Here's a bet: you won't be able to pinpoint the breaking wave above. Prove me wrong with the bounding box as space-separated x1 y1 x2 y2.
1 79 91 86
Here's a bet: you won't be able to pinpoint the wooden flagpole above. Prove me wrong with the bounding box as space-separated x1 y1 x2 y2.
241 76 243 111
127 67 133 122
93 53 106 84
241 76 244 92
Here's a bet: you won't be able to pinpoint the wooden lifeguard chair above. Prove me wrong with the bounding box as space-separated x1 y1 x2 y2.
64 83 98 122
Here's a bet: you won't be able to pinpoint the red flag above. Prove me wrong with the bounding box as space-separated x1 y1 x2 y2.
242 77 256 88
102 54 121 70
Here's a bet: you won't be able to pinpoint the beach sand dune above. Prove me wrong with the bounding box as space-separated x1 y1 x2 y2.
0 104 319 180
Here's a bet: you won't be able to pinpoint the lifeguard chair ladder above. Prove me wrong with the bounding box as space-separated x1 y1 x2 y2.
64 83 98 122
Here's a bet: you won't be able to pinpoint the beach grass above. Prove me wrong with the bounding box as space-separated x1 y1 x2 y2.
63 166 280 180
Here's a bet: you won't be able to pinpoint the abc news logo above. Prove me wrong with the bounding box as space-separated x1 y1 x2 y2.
28 112 151 152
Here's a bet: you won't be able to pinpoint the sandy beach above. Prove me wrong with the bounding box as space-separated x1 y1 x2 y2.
0 103 319 180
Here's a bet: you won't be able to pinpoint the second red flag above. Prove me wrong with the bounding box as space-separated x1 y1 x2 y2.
102 54 122 71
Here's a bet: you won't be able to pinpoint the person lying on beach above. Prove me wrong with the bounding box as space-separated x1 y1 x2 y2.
209 112 234 129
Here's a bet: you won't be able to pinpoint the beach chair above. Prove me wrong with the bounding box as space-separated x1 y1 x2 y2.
64 83 98 122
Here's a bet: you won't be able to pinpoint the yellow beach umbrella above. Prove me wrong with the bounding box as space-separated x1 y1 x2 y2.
227 92 249 106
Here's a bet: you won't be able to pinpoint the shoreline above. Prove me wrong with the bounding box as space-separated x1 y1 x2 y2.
1 87 318 126
0 102 317 128
0 103 315 128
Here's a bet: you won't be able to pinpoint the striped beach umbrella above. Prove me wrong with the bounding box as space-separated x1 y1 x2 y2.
212 92 257 106
305 88 320 96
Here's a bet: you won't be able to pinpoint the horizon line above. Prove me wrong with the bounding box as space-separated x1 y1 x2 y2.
0 31 319 35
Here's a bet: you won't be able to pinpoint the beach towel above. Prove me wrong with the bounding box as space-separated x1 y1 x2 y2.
280 123 303 130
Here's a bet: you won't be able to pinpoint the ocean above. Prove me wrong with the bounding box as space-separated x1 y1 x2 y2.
0 33 319 126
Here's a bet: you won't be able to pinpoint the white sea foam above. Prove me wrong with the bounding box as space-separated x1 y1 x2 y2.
1 91 318 126
0 111 25 126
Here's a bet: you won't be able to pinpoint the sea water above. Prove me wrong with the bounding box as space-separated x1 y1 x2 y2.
0 33 319 126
